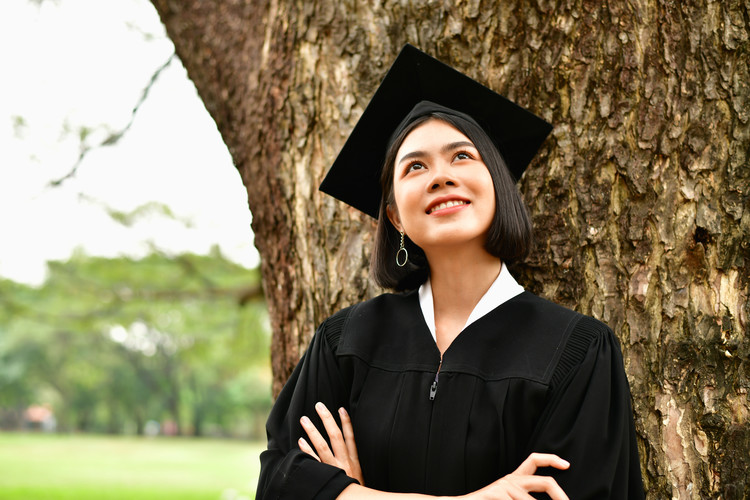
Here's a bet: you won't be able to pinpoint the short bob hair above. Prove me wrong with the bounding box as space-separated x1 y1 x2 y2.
370 111 534 291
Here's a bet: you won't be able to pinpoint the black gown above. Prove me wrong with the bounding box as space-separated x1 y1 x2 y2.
256 291 645 499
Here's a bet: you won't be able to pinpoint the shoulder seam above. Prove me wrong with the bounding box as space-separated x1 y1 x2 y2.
549 315 606 388
322 305 356 355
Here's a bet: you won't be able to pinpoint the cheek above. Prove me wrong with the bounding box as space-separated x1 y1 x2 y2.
390 186 421 231
391 183 412 211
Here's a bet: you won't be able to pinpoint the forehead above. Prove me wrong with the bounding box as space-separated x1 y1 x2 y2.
397 118 474 154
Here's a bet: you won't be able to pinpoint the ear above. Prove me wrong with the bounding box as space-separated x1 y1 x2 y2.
386 204 402 233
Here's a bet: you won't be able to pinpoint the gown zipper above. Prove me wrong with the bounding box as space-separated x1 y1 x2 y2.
429 356 442 400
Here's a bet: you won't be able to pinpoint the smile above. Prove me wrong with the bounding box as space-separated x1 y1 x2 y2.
427 200 469 214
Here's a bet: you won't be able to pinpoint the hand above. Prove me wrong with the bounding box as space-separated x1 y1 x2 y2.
299 402 364 486
468 453 570 500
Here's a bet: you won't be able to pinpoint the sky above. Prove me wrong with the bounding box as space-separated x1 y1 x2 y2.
0 0 259 285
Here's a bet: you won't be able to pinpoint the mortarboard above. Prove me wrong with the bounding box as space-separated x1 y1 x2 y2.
319 44 552 219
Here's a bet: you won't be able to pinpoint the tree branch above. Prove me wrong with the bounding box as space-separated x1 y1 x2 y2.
48 53 177 188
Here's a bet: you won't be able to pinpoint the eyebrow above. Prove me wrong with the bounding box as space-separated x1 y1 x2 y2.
397 141 477 165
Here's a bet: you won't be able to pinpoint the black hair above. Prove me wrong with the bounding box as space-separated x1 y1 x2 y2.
370 112 533 291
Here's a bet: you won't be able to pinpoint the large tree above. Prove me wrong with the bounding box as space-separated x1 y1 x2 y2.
150 1 749 497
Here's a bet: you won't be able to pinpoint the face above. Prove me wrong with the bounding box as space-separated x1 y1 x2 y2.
387 118 496 255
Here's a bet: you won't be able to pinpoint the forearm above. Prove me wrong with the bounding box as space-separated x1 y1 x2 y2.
337 453 571 500
338 484 457 500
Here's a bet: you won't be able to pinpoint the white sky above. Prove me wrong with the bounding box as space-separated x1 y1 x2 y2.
0 0 259 285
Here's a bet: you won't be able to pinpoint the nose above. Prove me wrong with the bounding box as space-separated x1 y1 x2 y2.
428 162 456 191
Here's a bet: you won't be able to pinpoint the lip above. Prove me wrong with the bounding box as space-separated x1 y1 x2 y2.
425 196 471 216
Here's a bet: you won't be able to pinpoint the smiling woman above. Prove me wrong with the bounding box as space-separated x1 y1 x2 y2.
256 45 645 500
372 104 534 293
388 119 496 257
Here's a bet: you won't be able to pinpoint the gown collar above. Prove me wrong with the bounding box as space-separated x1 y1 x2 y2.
418 263 524 342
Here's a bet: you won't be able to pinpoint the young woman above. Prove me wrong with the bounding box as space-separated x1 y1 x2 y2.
256 45 644 500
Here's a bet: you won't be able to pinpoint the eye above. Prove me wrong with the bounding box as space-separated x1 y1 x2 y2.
454 151 474 161
406 161 426 173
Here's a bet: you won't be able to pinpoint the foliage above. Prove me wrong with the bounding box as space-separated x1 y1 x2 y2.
0 432 263 499
0 249 271 437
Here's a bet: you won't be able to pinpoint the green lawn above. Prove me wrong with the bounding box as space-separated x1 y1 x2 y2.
0 432 265 500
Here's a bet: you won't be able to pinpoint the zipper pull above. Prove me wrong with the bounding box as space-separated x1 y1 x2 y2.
429 357 442 401
429 375 438 400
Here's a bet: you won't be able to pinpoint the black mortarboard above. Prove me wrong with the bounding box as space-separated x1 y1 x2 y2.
319 44 552 219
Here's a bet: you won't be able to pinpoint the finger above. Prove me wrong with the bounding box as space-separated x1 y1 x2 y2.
504 480 534 500
297 437 321 461
508 490 535 500
315 402 348 459
339 407 360 462
300 415 335 463
508 492 535 500
510 475 569 500
514 453 570 475
491 478 532 500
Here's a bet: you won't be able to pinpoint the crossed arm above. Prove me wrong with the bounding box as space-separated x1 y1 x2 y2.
299 402 570 500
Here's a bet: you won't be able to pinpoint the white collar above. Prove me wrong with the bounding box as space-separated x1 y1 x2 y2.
418 263 524 342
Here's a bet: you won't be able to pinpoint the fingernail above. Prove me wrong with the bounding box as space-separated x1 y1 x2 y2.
300 416 311 425
339 407 348 417
559 459 570 467
315 402 328 413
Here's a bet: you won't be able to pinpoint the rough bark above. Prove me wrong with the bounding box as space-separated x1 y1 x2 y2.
150 1 749 498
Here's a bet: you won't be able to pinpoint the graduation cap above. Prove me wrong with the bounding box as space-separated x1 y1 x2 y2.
319 44 552 219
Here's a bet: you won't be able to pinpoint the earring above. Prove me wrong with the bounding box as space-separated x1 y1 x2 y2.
396 231 408 267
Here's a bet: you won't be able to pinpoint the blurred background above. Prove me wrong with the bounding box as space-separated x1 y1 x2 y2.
0 0 270 498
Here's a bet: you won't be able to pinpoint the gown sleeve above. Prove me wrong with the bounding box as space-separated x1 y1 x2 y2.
255 310 358 500
527 316 645 500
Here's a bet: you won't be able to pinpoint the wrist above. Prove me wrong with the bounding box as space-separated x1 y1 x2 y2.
457 490 483 500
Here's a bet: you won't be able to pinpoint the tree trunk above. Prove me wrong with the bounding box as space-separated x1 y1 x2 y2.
150 1 749 497
134 409 145 436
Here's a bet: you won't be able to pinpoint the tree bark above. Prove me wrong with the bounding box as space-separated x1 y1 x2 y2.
150 1 749 497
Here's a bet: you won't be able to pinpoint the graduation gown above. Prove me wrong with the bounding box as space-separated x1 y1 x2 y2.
256 291 644 499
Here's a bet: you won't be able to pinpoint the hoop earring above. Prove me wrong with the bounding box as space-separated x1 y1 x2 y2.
396 231 408 267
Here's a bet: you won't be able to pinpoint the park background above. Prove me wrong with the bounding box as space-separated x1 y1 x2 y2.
1 0 269 498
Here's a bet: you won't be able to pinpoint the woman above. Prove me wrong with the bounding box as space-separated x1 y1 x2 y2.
256 45 644 500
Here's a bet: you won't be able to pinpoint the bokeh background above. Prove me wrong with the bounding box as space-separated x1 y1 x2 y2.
0 1 270 498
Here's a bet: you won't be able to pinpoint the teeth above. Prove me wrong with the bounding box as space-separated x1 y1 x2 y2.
429 200 466 214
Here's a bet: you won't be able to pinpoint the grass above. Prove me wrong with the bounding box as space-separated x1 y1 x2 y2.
0 432 265 500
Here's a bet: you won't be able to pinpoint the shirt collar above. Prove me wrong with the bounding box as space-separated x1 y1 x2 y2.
418 263 524 342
